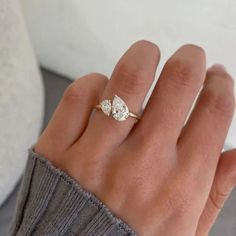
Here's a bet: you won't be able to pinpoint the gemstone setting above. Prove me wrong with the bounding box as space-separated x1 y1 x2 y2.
112 95 129 121
100 100 111 116
99 95 130 121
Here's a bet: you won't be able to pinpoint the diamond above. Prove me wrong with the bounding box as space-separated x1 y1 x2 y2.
112 95 129 121
100 100 111 116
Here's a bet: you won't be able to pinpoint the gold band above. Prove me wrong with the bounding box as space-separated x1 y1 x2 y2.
94 105 141 121
128 112 141 120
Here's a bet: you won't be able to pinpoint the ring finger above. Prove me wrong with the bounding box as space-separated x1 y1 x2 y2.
73 40 160 155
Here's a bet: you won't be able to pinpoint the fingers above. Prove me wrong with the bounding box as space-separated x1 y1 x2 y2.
178 65 235 178
35 73 108 161
196 149 236 236
75 40 160 154
136 45 206 145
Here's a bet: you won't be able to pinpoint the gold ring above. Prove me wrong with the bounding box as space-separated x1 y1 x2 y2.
94 95 141 122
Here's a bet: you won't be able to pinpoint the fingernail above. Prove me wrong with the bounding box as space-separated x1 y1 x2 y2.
211 64 227 71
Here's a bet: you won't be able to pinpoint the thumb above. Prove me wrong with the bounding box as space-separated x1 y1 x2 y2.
196 148 236 236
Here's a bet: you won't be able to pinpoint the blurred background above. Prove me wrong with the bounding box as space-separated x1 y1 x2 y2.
0 0 235 235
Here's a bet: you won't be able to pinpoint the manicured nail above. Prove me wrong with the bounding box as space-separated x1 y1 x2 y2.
211 64 227 71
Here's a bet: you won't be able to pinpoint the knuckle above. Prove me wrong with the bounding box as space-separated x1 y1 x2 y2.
165 57 198 87
114 62 147 95
86 72 108 83
210 185 229 209
201 87 235 115
220 152 236 182
86 73 108 93
210 71 235 89
64 80 89 102
227 162 236 180
64 73 108 101
224 73 235 86
134 40 160 54
182 44 206 57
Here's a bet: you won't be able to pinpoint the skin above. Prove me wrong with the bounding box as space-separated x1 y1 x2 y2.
35 41 236 236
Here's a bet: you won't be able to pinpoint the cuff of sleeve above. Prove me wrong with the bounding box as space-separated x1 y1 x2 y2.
10 148 136 236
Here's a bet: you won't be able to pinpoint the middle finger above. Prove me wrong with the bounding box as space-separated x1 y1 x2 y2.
135 45 206 145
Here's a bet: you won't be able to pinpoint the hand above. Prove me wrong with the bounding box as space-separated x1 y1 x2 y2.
35 41 236 236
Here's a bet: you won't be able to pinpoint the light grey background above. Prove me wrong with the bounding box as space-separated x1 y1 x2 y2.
19 0 236 148
0 69 235 235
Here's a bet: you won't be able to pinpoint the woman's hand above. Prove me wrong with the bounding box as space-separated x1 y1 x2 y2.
35 41 236 236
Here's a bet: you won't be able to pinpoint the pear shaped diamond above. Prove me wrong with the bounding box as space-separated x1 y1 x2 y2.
112 95 129 121
100 100 111 116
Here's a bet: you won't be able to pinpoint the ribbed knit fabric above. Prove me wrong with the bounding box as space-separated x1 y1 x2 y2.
10 148 136 236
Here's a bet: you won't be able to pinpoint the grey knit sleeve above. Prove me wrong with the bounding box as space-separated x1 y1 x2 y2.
10 148 136 236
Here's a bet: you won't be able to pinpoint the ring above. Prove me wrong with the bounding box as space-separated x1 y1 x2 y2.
94 95 141 122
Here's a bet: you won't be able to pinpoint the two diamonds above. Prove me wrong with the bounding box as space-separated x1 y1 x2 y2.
100 95 129 121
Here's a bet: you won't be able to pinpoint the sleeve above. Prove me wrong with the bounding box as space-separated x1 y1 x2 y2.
10 148 136 236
